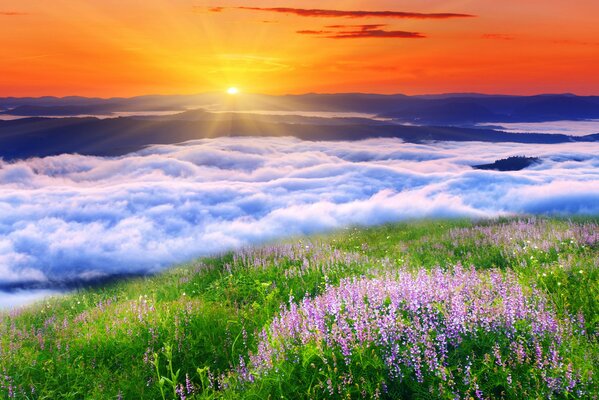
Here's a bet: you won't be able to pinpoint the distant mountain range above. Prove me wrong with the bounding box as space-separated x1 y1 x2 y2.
0 93 598 159
2 93 599 123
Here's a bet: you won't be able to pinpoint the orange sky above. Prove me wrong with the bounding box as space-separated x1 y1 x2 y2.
1 0 598 97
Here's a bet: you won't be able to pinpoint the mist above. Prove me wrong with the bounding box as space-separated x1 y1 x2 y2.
0 137 598 300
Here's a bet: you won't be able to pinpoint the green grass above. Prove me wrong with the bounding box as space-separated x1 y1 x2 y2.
1 217 597 399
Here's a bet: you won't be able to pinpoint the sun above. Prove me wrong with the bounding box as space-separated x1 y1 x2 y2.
227 87 239 95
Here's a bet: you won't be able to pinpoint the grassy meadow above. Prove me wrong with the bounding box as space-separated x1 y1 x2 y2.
0 217 597 399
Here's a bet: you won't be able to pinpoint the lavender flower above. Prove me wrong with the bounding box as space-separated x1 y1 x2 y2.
246 266 588 397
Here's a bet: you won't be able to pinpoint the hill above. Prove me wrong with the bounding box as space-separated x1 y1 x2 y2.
1 217 597 399
473 156 541 171
0 111 597 160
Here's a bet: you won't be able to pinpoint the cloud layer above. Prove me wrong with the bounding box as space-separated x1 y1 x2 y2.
0 137 598 290
0 290 59 310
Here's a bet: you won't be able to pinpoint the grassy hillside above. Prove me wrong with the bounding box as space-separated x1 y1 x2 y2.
1 217 597 399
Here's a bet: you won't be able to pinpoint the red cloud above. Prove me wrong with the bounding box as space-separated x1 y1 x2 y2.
482 33 515 40
236 7 474 19
325 30 425 39
298 25 425 39
297 30 334 35
0 11 27 16
325 24 386 30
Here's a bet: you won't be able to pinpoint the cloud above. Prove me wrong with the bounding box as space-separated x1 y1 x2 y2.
317 30 422 39
325 24 386 29
551 39 599 47
201 6 469 40
0 290 59 310
297 30 333 35
0 137 598 300
482 33 515 40
0 11 27 16
298 24 424 39
234 7 474 19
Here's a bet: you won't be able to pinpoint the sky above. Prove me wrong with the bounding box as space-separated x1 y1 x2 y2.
0 0 598 97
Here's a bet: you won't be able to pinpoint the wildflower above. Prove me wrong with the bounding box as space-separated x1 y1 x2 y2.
493 344 504 367
185 374 194 394
175 384 186 400
245 267 582 397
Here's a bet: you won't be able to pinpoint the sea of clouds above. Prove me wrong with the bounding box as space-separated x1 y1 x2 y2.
1 137 598 303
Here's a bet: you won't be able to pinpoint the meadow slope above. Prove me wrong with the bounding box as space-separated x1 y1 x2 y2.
0 217 597 399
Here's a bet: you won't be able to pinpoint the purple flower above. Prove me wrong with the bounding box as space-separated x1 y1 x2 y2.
244 265 588 396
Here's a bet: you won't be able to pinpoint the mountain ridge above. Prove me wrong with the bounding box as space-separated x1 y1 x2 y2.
0 110 597 160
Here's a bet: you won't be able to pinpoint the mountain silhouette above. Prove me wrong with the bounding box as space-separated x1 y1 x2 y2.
0 110 596 160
